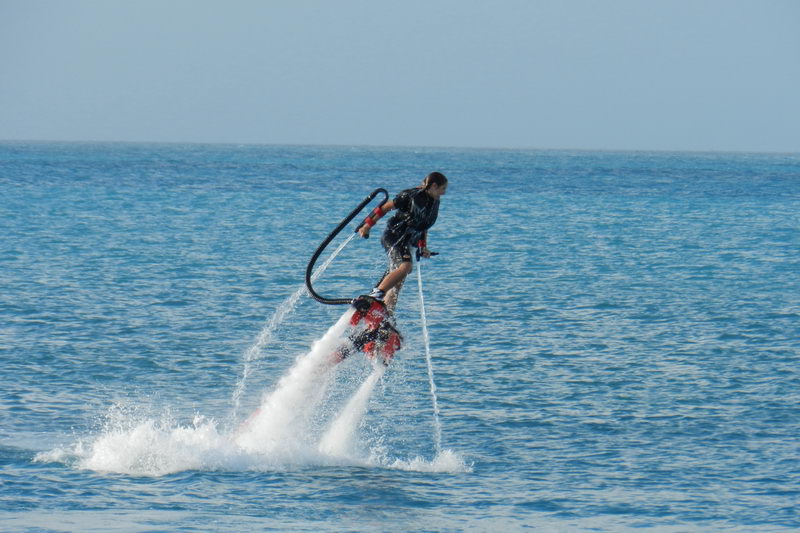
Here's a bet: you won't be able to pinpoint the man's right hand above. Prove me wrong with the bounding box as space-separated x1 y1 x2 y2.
358 226 370 238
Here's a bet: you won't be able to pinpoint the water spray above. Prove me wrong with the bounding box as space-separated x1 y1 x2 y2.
416 258 443 455
230 232 359 423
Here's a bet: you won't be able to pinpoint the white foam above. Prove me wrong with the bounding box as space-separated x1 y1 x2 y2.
388 449 473 473
35 412 256 476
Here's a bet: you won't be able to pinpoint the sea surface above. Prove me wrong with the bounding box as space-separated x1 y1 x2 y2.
1 142 798 532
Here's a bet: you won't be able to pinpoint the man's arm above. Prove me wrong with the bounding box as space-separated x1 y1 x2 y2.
358 200 395 238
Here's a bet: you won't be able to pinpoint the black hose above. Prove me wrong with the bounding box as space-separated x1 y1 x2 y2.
305 188 389 305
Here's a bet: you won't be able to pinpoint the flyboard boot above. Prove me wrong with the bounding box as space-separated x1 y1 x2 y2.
333 295 402 366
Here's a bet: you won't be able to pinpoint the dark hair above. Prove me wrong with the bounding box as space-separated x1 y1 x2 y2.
423 172 448 190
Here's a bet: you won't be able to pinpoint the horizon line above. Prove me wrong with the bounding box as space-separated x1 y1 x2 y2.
1 138 798 157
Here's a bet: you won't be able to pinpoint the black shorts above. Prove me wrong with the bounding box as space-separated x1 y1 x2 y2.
381 231 413 269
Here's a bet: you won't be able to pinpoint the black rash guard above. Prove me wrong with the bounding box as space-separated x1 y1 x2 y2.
381 187 439 262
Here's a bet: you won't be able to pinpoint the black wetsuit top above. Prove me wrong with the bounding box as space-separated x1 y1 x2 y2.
382 188 439 256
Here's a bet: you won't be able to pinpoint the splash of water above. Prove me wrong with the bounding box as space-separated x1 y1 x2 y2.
229 284 307 422
318 362 385 458
34 307 471 476
230 232 357 421
233 310 354 454
35 245 473 475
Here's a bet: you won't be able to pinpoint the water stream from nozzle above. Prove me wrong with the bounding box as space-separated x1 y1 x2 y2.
417 260 442 455
230 232 358 423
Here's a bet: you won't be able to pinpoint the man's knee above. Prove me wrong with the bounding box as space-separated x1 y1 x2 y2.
399 261 413 275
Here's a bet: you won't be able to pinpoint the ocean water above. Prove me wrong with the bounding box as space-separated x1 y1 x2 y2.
1 142 798 532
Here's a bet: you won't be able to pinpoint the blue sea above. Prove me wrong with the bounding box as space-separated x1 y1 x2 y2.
1 142 798 532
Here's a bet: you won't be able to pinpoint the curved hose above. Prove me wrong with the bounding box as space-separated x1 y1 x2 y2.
305 188 389 305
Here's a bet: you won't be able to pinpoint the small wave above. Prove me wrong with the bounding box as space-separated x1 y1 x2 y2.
388 449 473 473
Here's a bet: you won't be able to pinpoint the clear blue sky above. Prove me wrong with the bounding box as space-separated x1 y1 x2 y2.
1 0 798 152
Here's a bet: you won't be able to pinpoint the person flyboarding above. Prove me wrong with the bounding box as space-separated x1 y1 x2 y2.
357 172 448 311
305 172 447 365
